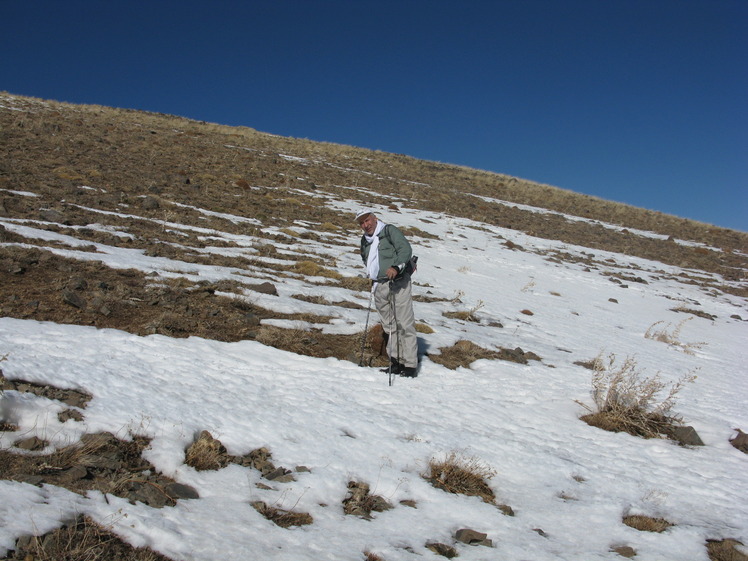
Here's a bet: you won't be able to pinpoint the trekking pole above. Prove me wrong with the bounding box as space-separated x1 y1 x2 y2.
358 286 374 367
390 280 402 386
388 281 395 386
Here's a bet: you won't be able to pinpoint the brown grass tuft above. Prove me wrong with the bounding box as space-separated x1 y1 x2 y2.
424 452 496 504
707 538 748 561
251 501 313 528
6 515 172 561
622 514 673 533
185 430 229 471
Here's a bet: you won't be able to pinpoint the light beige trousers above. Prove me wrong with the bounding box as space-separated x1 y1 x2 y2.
373 276 418 368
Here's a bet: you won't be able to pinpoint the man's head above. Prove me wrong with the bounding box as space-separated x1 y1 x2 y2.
355 209 378 236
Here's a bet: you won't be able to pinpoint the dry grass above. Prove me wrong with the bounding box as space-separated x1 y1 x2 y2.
185 430 229 471
578 353 696 439
645 317 707 355
424 452 496 504
623 514 673 533
707 539 748 561
430 340 540 369
443 300 484 323
251 501 313 528
4 515 172 561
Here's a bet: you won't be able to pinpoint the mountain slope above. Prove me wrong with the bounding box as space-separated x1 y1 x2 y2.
1 93 747 561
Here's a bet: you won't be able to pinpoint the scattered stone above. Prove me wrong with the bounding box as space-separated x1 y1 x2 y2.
498 503 515 516
671 425 704 446
609 298 619 303
250 281 278 296
264 466 295 483
15 436 47 451
40 209 67 224
611 545 637 558
533 528 548 537
62 289 87 309
730 429 748 454
165 482 200 500
142 196 160 210
343 481 393 518
426 541 458 558
400 499 417 508
454 528 492 547
59 465 89 483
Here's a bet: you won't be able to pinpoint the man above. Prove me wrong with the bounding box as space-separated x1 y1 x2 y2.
355 209 418 377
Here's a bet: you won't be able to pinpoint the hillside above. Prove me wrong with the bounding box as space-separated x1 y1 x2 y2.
1 93 747 561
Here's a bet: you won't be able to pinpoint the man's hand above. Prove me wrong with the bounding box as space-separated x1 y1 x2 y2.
386 266 398 280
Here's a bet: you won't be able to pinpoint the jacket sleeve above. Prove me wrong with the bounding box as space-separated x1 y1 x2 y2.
385 225 412 269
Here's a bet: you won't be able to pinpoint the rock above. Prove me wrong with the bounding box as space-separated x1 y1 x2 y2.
671 425 704 446
611 545 637 558
454 528 492 547
142 196 160 210
67 277 88 291
59 465 88 482
425 541 458 558
264 467 295 483
62 290 87 309
58 409 85 423
250 282 278 296
40 209 67 224
78 453 123 471
15 436 47 451
730 429 748 454
343 480 392 517
165 482 199 500
126 480 170 508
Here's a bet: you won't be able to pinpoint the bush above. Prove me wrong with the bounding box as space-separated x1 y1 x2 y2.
578 353 696 439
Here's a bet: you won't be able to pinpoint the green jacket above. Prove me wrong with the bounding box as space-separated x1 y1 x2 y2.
360 224 413 281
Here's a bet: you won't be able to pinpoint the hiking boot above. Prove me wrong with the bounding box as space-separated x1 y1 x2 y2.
400 366 418 378
381 359 404 374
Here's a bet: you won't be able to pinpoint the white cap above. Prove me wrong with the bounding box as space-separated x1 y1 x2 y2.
355 208 376 222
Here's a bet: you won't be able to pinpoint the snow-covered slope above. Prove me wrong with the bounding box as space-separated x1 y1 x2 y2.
1 189 747 560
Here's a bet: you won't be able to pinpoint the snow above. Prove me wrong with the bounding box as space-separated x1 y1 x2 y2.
1 196 747 561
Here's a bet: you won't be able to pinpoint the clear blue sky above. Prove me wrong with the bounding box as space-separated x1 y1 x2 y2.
2 0 746 232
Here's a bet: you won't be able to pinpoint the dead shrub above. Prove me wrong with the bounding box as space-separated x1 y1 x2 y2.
7 515 172 561
623 514 673 533
424 452 496 504
578 353 696 440
644 317 706 355
707 538 748 561
251 501 313 528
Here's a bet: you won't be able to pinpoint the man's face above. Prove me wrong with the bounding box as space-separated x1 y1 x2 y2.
357 213 377 236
